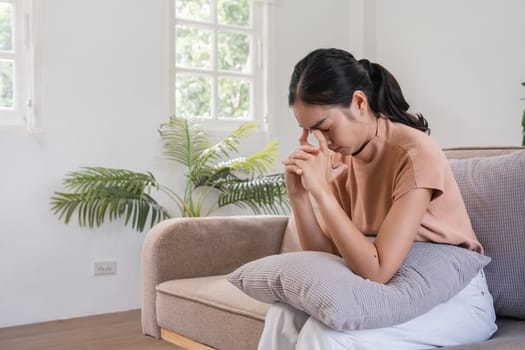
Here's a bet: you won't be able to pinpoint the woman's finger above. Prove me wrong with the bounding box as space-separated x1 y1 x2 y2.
283 163 303 175
282 158 303 166
288 149 313 160
311 129 329 153
299 128 310 146
297 144 319 154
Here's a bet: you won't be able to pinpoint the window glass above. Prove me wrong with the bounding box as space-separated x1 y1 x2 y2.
175 25 212 69
218 0 249 27
175 0 212 22
218 77 250 119
175 74 212 119
0 2 13 51
218 31 249 72
0 59 14 108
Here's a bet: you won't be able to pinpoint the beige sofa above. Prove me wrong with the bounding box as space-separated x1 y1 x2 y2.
142 147 525 350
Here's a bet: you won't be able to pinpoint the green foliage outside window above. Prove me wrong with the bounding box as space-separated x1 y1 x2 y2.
0 2 13 109
0 60 13 108
0 2 12 50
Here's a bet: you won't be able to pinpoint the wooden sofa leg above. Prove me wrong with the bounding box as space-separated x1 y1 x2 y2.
160 328 216 350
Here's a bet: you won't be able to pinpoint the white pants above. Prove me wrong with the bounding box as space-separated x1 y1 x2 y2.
258 270 497 350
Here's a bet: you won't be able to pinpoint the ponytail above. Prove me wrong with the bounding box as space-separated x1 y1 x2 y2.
289 49 430 134
359 59 430 134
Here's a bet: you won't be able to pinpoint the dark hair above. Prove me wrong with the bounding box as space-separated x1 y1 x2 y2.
288 48 430 134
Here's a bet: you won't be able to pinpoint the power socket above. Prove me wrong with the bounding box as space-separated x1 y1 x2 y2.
94 261 117 275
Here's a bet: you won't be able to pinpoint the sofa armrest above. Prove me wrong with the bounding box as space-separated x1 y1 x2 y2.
141 215 289 338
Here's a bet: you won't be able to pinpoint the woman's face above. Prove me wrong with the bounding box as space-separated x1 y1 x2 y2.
292 96 377 156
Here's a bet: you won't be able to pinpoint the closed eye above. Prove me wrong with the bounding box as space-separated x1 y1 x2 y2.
309 128 330 133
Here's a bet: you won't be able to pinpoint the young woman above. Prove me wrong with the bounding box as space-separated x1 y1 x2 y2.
258 48 497 350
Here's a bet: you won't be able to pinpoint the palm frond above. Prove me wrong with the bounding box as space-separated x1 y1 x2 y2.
159 116 211 168
50 167 171 232
212 140 279 176
61 167 160 193
196 121 257 168
191 166 236 188
216 174 289 215
191 138 278 187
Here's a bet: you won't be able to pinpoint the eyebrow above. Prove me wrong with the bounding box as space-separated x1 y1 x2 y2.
300 118 327 130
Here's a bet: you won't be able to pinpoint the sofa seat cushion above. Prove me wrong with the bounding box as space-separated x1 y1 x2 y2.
155 275 269 350
156 275 270 321
443 318 525 349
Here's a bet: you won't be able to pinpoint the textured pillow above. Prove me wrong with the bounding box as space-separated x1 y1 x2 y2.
449 150 525 319
227 242 489 331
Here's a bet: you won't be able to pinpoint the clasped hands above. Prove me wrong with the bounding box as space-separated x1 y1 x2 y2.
282 129 347 198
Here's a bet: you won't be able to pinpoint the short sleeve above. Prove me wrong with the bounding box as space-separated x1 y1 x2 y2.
392 143 447 201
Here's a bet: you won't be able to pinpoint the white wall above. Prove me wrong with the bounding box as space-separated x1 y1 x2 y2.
0 0 171 327
372 0 525 147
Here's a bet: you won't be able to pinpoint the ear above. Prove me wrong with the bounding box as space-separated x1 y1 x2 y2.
351 90 369 113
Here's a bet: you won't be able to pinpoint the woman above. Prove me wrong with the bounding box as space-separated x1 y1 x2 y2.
258 48 497 350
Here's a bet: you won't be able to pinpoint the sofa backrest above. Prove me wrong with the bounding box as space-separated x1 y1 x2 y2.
447 147 525 319
443 146 524 159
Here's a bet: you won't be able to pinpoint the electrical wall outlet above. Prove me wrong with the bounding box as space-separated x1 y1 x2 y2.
94 261 117 275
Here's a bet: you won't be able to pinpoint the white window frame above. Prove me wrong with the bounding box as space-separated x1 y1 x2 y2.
171 0 268 131
0 0 35 131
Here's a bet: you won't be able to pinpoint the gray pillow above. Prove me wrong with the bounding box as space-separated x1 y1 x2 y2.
449 150 525 319
227 242 489 331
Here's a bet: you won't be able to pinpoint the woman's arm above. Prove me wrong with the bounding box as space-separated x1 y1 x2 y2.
289 193 335 254
315 187 431 283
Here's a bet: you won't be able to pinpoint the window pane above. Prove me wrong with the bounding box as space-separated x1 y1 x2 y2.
218 77 250 119
0 59 14 108
218 31 249 72
176 74 211 118
218 0 249 27
0 2 13 51
176 25 212 69
175 0 212 22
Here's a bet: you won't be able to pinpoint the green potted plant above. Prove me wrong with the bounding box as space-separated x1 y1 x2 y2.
50 117 289 232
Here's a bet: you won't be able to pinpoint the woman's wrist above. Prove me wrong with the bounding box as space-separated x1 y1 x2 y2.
309 184 333 202
288 191 310 204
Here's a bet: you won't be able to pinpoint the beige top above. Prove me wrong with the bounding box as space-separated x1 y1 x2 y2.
331 116 483 253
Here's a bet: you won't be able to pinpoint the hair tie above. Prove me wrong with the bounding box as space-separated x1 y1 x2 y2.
358 58 372 73
358 58 379 85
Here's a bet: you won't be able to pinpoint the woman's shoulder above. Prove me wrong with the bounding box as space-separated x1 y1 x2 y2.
381 117 445 163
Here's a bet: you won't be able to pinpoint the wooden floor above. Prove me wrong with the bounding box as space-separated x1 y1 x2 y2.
0 310 182 350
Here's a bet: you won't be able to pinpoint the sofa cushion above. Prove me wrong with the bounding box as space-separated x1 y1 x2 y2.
156 275 269 349
157 275 269 321
227 242 489 331
443 318 525 349
449 150 525 319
